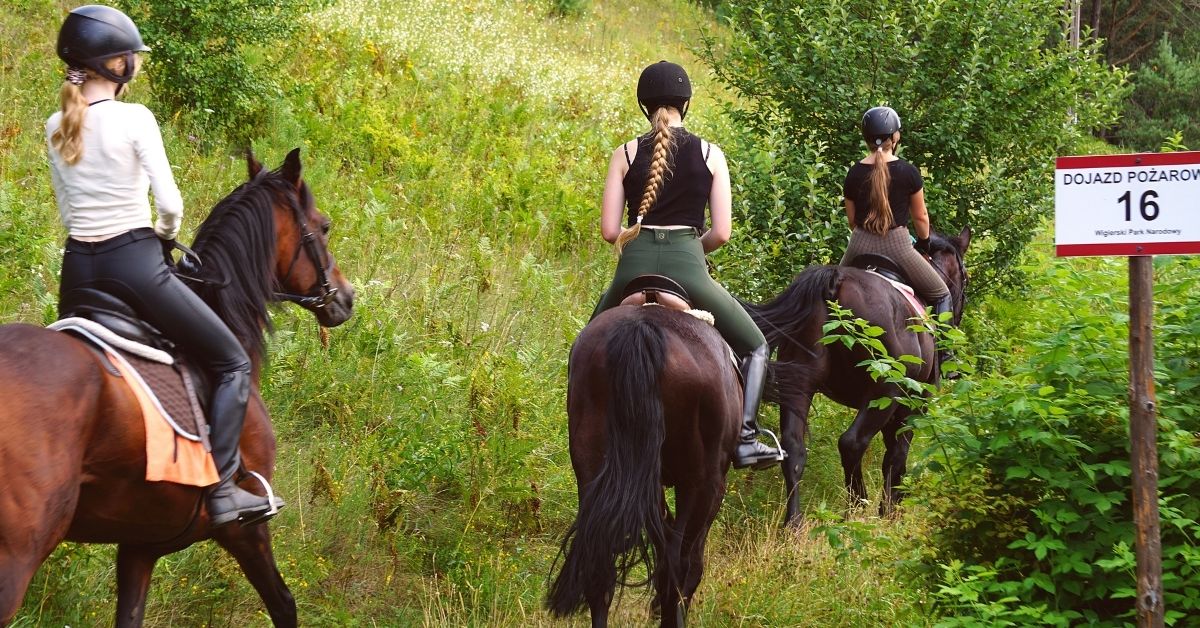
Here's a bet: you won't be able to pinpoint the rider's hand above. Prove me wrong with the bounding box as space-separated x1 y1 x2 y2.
915 237 931 255
160 237 176 267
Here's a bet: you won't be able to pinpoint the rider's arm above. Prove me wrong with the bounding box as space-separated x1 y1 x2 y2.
131 105 184 241
702 144 731 254
844 198 856 229
910 188 931 240
600 142 633 244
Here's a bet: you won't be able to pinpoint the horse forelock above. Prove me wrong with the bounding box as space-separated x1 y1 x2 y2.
190 173 295 361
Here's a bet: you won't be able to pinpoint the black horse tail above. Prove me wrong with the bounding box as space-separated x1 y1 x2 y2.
739 265 842 350
547 315 669 617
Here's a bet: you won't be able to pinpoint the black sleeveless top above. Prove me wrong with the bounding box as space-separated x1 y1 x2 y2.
622 129 712 230
842 158 923 230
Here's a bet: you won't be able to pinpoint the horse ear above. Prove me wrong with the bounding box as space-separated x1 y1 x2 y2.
280 148 302 187
957 226 972 253
246 149 263 180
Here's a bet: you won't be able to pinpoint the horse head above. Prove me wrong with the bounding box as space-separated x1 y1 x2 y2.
928 226 971 326
247 149 355 328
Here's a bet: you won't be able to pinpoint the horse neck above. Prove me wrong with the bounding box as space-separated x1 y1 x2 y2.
188 183 279 372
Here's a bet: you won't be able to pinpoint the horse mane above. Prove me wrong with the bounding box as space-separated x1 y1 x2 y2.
189 169 294 362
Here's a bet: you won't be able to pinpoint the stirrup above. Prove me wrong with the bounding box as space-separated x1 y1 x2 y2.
238 470 283 526
758 428 786 462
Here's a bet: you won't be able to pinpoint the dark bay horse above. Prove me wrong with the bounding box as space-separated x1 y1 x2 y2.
743 227 969 524
0 149 354 627
547 304 741 627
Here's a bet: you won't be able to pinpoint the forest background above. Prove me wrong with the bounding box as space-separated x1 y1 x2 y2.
1 0 1198 625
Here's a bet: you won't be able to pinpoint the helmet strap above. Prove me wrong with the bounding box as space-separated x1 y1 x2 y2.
85 52 137 85
639 102 652 122
679 100 690 121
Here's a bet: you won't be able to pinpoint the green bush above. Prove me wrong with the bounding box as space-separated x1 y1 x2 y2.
700 0 1128 295
115 0 332 144
911 256 1200 625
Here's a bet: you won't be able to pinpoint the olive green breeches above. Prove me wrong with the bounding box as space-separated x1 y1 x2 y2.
590 228 766 356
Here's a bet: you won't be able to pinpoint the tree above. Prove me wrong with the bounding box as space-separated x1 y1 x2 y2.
1114 36 1200 151
699 0 1127 296
116 0 332 144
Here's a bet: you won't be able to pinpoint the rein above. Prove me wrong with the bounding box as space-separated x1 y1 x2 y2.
273 193 337 309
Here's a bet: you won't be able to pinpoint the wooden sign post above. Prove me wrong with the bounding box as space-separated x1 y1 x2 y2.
1055 150 1200 627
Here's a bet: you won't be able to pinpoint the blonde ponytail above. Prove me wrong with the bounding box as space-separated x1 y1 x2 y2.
615 106 677 255
51 80 89 165
51 56 137 166
862 139 894 235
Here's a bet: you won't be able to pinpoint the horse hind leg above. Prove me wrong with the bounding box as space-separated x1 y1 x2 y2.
837 402 898 508
779 392 814 527
879 409 915 516
213 523 296 627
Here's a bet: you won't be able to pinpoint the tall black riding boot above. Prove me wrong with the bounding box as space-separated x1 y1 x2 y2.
733 344 785 470
206 369 279 527
932 294 959 379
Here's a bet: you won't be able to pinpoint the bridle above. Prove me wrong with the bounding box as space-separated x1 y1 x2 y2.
273 190 338 309
929 244 968 324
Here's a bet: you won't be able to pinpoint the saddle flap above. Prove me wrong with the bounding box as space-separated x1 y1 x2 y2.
619 274 693 309
58 288 174 352
847 253 909 286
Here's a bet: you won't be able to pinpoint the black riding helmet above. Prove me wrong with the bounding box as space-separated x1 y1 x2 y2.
637 60 692 121
861 106 901 147
56 5 150 85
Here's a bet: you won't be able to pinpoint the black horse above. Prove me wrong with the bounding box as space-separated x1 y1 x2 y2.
546 304 742 627
743 227 969 524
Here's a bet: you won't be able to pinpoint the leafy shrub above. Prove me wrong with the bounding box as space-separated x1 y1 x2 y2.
115 0 333 143
699 0 1128 295
911 256 1200 625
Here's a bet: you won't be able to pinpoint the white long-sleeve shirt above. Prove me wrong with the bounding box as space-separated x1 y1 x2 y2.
45 100 183 240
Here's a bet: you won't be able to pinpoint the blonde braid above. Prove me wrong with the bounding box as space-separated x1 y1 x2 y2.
614 106 677 255
51 80 89 165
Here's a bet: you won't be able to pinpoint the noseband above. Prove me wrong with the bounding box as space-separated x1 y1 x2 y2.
273 192 337 309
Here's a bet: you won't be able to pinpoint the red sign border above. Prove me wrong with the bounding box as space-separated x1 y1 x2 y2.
1056 242 1200 257
1056 151 1200 170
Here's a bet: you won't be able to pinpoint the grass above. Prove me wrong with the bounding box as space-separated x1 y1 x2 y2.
4 0 933 625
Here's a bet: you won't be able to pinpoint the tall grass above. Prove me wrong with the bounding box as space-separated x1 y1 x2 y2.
4 1 930 625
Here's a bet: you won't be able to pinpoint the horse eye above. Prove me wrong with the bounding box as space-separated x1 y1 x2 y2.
320 221 331 235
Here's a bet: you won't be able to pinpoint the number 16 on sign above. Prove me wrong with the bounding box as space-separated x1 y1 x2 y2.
1055 151 1200 257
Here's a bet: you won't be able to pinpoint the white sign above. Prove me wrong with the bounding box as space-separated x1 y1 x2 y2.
1054 151 1200 256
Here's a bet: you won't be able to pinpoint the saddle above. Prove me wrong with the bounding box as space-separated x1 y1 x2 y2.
50 288 218 487
619 274 693 310
846 254 928 321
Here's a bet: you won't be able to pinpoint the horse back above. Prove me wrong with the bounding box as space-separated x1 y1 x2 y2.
825 268 937 395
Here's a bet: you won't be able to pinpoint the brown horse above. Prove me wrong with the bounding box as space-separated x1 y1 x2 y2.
742 227 969 524
546 304 741 627
0 149 354 627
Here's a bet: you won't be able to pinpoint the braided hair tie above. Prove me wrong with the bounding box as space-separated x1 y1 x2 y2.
66 66 87 86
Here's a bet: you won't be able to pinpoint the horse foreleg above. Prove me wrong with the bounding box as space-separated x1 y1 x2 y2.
213 523 296 627
115 545 161 627
879 409 915 516
838 402 897 508
779 393 813 527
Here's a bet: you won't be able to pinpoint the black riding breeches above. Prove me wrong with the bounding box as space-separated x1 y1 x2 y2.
59 228 251 377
